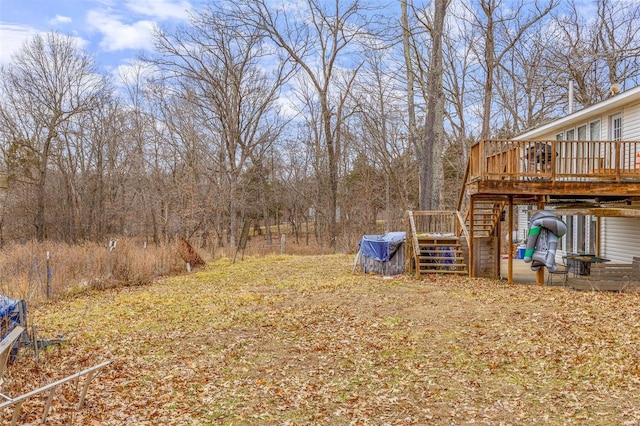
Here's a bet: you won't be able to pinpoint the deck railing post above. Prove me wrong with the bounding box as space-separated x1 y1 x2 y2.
479 140 486 179
550 140 557 181
469 198 475 278
615 141 621 182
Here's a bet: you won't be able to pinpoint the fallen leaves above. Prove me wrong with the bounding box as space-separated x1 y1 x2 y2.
3 254 640 424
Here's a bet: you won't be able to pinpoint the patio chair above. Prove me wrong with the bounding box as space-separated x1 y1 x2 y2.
547 256 570 286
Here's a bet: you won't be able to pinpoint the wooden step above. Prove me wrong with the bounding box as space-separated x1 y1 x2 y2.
419 244 463 250
418 254 464 260
418 268 468 274
417 236 460 242
418 261 467 268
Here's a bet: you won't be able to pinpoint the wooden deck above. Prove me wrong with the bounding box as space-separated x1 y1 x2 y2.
409 139 640 284
468 139 640 199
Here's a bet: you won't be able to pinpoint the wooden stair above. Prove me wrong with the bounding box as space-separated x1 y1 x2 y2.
406 198 505 279
464 199 506 238
407 211 469 278
416 234 468 275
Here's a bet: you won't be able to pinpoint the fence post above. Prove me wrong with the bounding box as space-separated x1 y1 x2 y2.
107 239 117 278
46 251 51 299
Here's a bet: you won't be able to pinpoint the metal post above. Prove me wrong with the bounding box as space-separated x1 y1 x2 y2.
46 251 51 299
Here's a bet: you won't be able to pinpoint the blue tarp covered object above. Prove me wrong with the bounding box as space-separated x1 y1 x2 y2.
359 232 406 262
359 232 406 275
0 295 25 339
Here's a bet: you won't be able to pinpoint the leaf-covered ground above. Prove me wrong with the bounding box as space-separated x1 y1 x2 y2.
5 254 640 425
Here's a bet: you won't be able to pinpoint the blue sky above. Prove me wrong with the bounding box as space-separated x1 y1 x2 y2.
0 0 202 76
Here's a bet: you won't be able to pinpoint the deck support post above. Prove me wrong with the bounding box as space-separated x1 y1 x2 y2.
536 199 545 285
495 206 501 279
508 196 514 284
469 197 475 277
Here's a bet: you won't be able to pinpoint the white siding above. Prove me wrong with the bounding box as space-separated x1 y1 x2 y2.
625 101 640 139
601 114 609 140
601 217 640 262
517 206 530 243
532 129 559 140
520 100 640 141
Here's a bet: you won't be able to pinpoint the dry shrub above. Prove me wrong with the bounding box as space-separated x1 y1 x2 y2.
0 239 185 306
109 239 185 288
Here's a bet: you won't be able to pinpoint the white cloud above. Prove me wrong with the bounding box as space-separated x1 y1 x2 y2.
0 25 91 65
87 10 156 52
112 59 155 88
124 0 193 21
86 1 194 53
0 23 39 64
50 15 73 25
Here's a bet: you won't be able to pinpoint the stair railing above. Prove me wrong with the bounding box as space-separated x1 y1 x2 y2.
407 211 421 271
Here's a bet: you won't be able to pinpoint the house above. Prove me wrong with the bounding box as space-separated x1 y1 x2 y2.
513 85 640 265
407 85 640 284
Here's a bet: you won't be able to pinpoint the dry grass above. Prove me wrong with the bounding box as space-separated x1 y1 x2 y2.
0 234 338 308
4 254 640 425
0 239 186 305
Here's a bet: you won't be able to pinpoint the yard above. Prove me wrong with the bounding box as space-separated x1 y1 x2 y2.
5 254 640 425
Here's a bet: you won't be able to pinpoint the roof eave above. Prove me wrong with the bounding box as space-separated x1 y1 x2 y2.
513 85 640 140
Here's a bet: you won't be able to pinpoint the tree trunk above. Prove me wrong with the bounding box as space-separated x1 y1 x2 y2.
401 0 418 208
35 134 54 241
421 0 449 210
481 1 495 140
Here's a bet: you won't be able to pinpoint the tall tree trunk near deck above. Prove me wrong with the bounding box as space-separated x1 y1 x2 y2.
421 0 450 210
401 0 419 208
480 0 495 140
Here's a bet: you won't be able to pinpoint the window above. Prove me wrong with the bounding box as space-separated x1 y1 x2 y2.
589 120 601 141
556 132 564 140
577 125 587 140
576 125 587 174
611 113 622 140
588 216 597 254
589 120 601 172
565 216 574 253
565 128 575 140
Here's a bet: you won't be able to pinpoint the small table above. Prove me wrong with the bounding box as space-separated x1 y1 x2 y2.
566 254 610 276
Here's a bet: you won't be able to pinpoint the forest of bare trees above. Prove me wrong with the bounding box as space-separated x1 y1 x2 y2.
1 0 640 252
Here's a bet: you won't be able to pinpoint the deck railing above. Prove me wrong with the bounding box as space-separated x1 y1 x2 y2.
408 211 469 246
409 211 459 235
407 210 470 275
470 140 640 182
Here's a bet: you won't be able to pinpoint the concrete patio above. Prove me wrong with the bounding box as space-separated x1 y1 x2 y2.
499 256 574 286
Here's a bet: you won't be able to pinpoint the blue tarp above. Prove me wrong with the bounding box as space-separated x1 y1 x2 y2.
359 232 406 262
0 295 25 339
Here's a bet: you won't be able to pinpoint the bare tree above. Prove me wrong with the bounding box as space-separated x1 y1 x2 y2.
352 43 416 220
546 0 640 108
146 6 291 246
441 5 480 198
401 0 419 189
420 0 450 210
232 0 386 249
0 32 110 241
469 0 557 139
493 29 566 135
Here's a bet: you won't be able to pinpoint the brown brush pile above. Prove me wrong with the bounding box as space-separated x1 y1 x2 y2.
177 237 206 268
